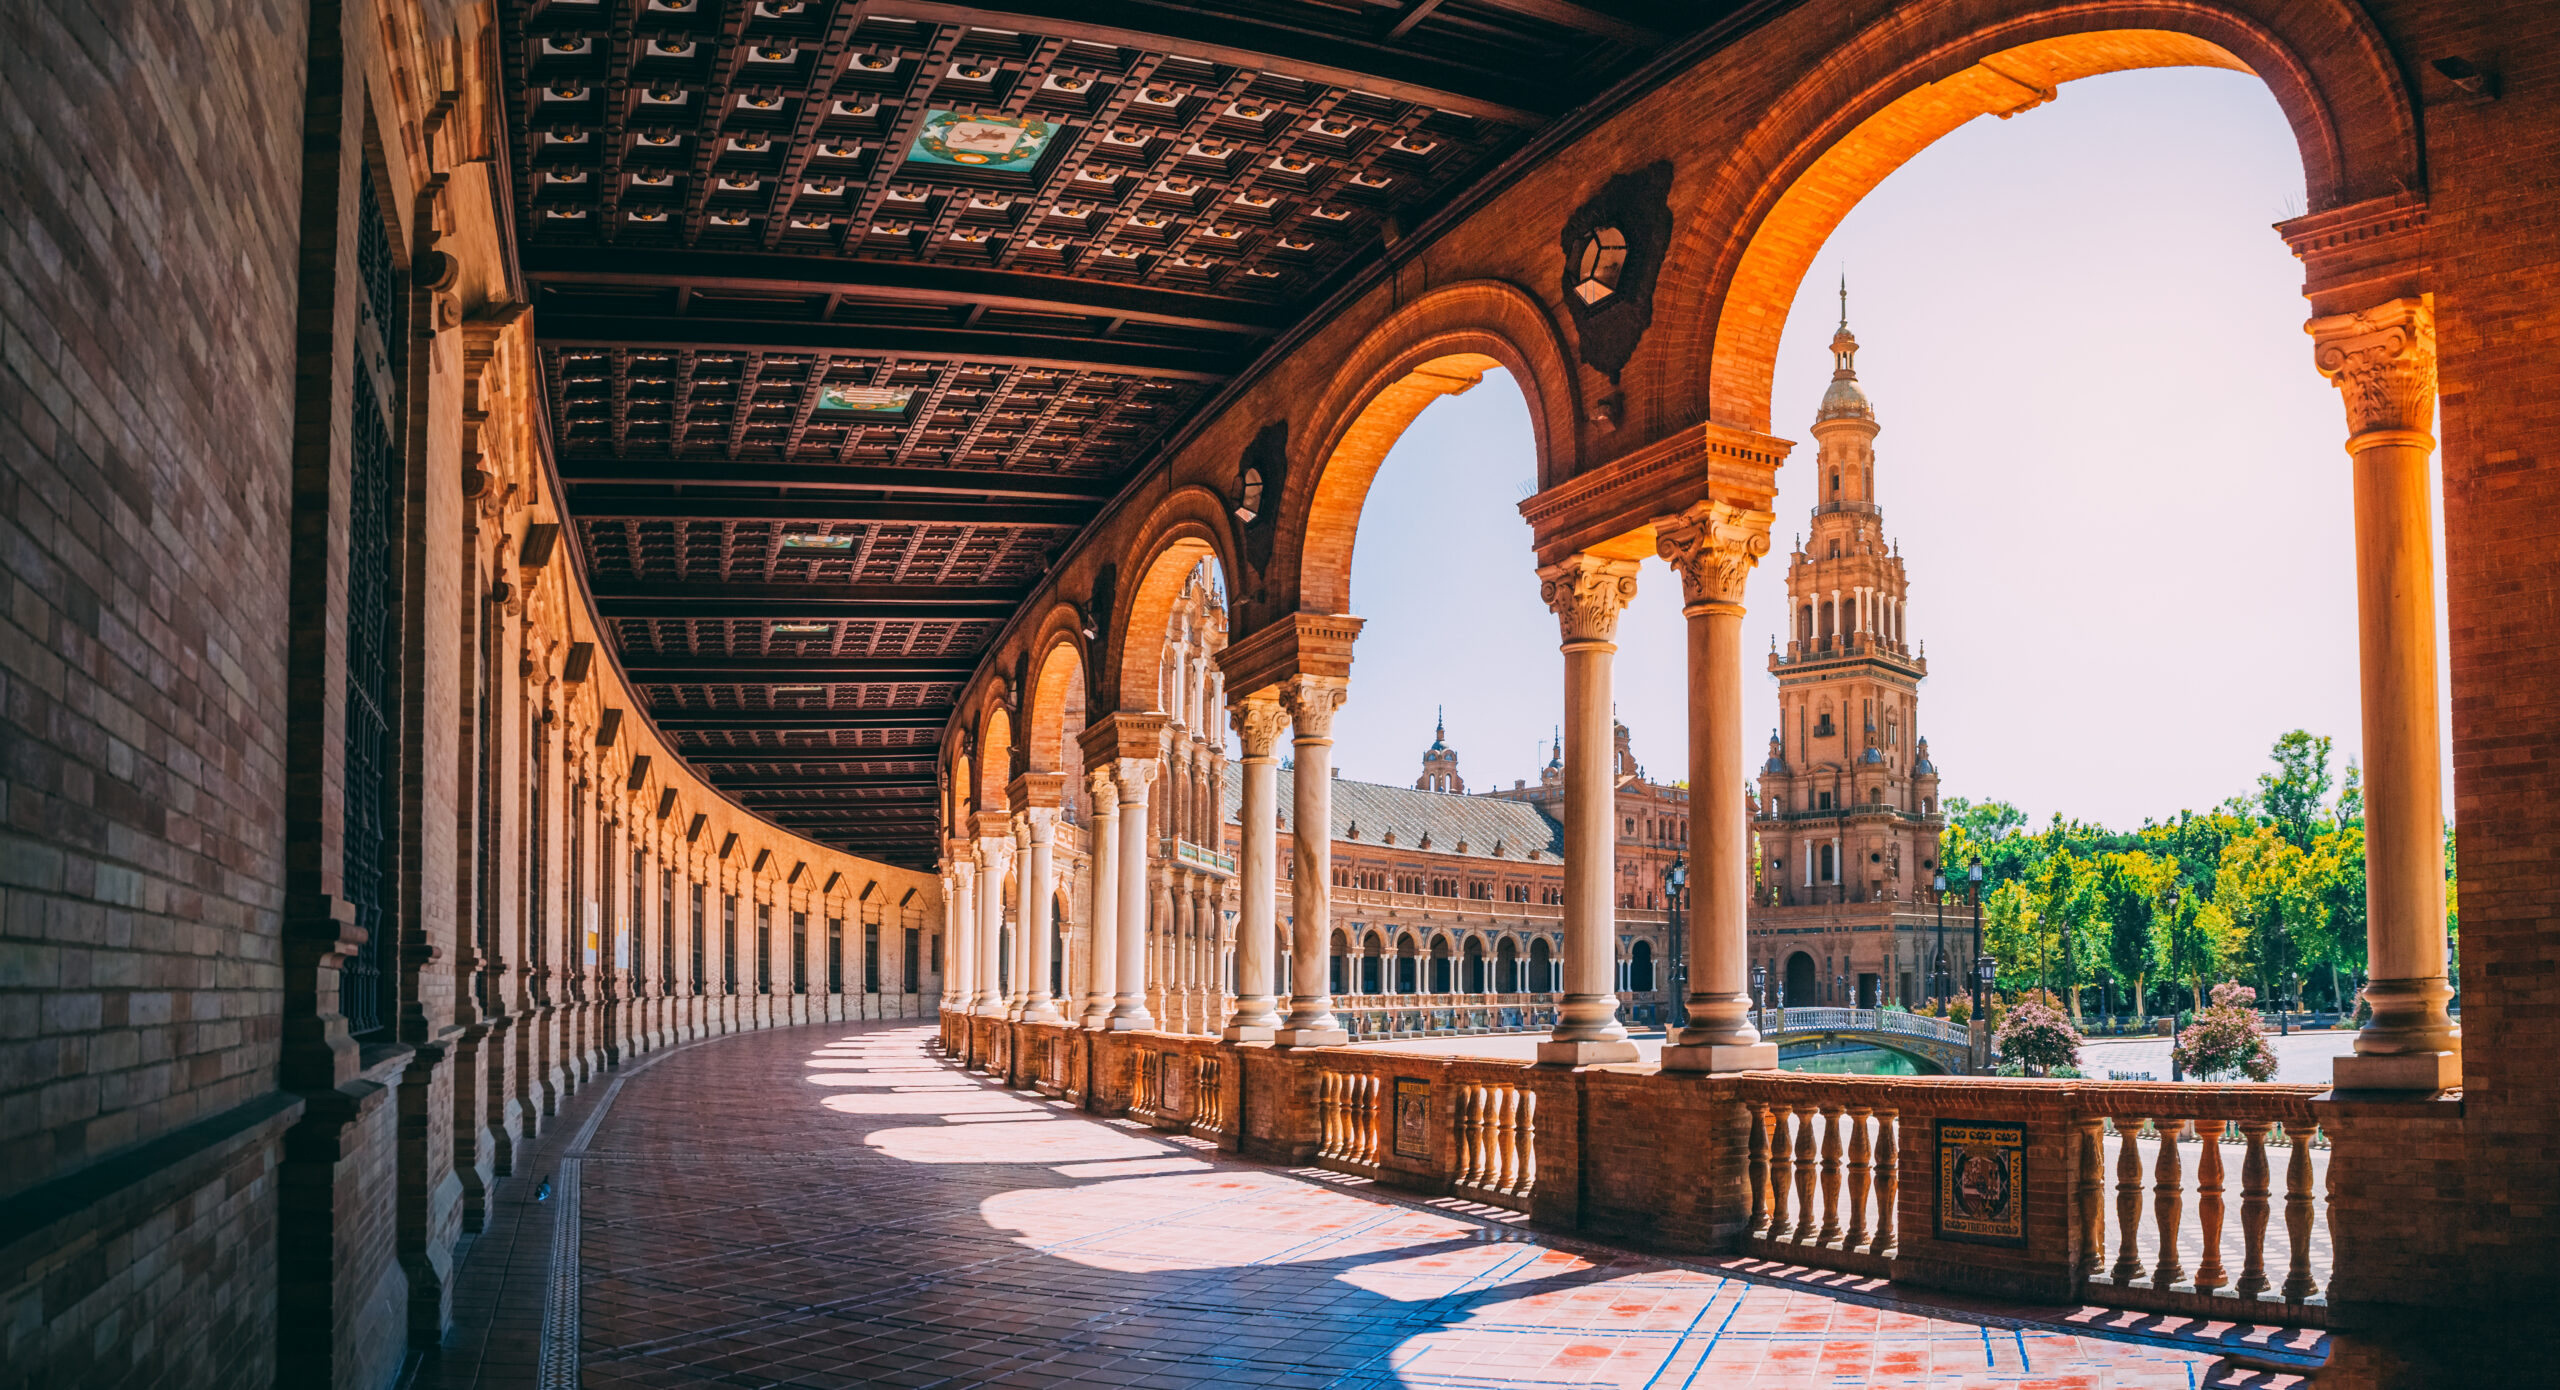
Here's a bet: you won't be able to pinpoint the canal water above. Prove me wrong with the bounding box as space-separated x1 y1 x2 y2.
1778 1044 1924 1075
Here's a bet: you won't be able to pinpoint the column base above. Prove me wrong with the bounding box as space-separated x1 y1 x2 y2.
1106 1013 1157 1033
1273 1026 1348 1047
1537 1039 1639 1066
2332 1050 2459 1092
1660 1041 1779 1073
1221 1024 1276 1043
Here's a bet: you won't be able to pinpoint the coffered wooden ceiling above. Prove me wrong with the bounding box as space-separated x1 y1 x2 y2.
502 0 1720 865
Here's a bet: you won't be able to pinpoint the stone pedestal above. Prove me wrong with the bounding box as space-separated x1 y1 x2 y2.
1659 1040 1778 1073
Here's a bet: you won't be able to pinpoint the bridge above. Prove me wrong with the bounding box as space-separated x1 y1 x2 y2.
1758 1008 1979 1074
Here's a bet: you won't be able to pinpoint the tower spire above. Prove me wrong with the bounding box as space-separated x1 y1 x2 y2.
1838 271 1848 331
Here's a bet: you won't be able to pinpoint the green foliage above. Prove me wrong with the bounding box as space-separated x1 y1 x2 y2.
2258 730 2334 850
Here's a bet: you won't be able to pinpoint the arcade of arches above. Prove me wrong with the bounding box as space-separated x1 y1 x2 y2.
3 0 2555 1385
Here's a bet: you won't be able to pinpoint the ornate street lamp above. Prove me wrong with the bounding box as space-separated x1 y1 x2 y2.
1752 961 1768 1033
1968 857 1990 1068
1931 869 1949 1007
1663 856 1688 1031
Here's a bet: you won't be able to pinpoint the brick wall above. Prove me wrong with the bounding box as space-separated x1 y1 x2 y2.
0 0 308 1385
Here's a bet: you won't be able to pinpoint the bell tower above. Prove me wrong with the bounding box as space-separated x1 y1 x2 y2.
1755 284 1944 905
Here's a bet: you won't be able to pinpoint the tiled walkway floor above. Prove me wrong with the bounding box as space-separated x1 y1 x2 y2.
424 1022 2235 1389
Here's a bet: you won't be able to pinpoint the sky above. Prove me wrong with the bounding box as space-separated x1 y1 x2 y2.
1310 66 2453 832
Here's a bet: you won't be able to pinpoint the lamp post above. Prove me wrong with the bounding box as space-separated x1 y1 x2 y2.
1968 857 1990 1070
1663 856 1688 1031
1931 870 1949 1008
1753 961 1768 1034
1835 970 1849 1010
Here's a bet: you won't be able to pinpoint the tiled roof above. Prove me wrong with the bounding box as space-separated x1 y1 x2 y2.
1224 766 1563 862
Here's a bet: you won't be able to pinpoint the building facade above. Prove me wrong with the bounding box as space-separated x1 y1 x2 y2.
1750 297 1952 1009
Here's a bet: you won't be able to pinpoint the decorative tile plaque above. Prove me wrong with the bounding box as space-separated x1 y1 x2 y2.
1393 1079 1430 1159
1934 1118 2026 1247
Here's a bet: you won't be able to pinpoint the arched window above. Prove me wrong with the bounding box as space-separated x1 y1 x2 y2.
1329 929 1349 996
1798 604 1813 643
1360 932 1385 995
1819 843 1836 882
1463 938 1487 994
1394 935 1418 994
1429 936 1452 994
1528 938 1553 994
1630 940 1656 993
1495 938 1519 994
1830 469 1840 494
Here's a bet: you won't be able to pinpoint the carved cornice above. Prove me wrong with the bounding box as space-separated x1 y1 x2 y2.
2309 296 2436 440
1216 610 1366 699
1538 554 1641 644
2277 194 2429 313
1006 771 1066 814
1230 691 1290 759
1077 710 1170 771
1521 419 1790 566
1654 500 1774 607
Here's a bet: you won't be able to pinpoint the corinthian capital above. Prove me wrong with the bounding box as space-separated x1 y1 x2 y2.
1086 764 1119 812
1230 690 1292 758
2308 296 2436 440
1653 501 1775 607
1276 674 1350 741
1538 553 1641 644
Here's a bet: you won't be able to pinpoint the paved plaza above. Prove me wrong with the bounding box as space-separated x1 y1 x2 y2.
418 1022 2299 1389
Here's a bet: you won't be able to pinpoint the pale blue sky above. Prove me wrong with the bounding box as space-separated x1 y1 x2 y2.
1311 67 2452 830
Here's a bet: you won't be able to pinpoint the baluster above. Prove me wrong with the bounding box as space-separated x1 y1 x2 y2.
1357 1075 1375 1165
1517 1088 1537 1194
1845 1105 1872 1252
2075 1118 2105 1284
2111 1115 2146 1284
1479 1086 1500 1189
1817 1104 1845 1246
2281 1125 2317 1301
1868 1108 1897 1256
1747 1101 1771 1236
1504 1088 1528 1193
1767 1104 1795 1242
2193 1121 2228 1292
2153 1117 2186 1289
2235 1120 2273 1297
1793 1102 1819 1248
1458 1086 1481 1187
1367 1076 1383 1166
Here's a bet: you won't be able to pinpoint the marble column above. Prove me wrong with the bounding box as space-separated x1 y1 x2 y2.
1020 808 1061 1024
1082 768 1119 1028
2312 297 2459 1091
1108 759 1157 1030
946 860 975 1011
1537 553 1641 1065
1274 675 1350 1046
1225 693 1288 1040
1005 816 1032 1020
1657 501 1782 1072
973 834 1009 1017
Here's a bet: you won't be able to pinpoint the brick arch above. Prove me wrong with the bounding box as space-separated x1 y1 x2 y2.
1021 605 1092 776
1108 486 1237 715
1640 0 2420 435
972 701 1013 821
1264 281 1579 622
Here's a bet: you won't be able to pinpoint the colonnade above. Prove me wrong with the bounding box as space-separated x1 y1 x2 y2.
944 297 2454 1092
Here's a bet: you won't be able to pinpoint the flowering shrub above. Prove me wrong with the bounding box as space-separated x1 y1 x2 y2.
1948 997 1971 1026
1994 993 2082 1076
2173 982 2279 1082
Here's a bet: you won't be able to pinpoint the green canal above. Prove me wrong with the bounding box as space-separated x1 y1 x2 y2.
1777 1044 1926 1076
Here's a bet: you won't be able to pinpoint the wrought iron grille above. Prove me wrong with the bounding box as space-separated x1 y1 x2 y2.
690 884 706 995
722 894 738 995
660 868 675 988
341 163 405 1039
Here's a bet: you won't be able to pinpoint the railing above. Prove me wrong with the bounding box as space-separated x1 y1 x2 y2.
1130 1045 1169 1123
2085 1103 2330 1320
1335 997 1560 1041
1176 840 1235 875
1762 1006 1969 1047
1454 1081 1536 1209
1739 1078 1900 1270
1193 1053 1228 1138
1316 1068 1381 1172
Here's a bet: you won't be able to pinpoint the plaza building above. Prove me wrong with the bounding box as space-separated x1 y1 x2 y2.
1750 296 1956 1009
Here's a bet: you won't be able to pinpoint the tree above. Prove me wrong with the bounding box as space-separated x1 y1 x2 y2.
2033 850 2103 1023
1996 992 2083 1076
2173 982 2279 1081
2094 851 2175 1023
2216 827 2309 1010
2258 730 2334 850
2158 889 2235 1010
2301 823 2367 1010
2335 761 2364 828
1980 879 2042 994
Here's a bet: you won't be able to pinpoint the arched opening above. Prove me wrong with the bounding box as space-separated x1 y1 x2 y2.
1495 938 1519 995
1528 938 1553 995
1360 931 1386 995
1429 935 1453 994
1785 951 1819 1008
1329 928 1350 998
1394 934 1419 995
1630 940 1656 994
1462 937 1486 995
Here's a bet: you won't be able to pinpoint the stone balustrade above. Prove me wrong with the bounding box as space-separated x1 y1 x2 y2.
963 1014 2346 1323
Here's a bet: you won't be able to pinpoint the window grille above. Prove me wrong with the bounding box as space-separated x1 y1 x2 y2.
827 917 843 994
721 893 738 994
864 918 880 993
340 162 406 1039
904 926 921 994
792 910 807 993
690 883 706 995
